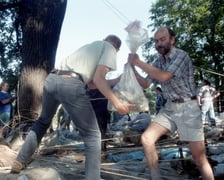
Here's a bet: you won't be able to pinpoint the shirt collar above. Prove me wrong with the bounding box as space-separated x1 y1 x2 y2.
168 47 176 60
160 47 176 63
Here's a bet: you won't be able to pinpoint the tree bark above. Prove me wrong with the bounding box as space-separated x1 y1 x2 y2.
17 0 67 124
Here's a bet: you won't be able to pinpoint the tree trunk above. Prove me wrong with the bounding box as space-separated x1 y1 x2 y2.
17 0 67 125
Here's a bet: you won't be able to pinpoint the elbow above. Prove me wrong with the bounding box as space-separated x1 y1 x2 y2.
142 82 150 89
159 73 173 82
92 73 102 88
92 76 98 86
160 77 169 83
142 85 148 89
138 80 150 89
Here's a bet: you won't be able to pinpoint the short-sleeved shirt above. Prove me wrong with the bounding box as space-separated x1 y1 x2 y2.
0 91 11 113
147 48 196 101
59 41 117 84
198 85 216 102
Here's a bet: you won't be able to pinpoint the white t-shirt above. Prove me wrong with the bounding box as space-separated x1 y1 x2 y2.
198 85 216 101
59 41 117 83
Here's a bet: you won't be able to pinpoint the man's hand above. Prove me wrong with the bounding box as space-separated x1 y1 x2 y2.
114 101 135 115
87 81 97 89
128 53 140 66
10 96 17 102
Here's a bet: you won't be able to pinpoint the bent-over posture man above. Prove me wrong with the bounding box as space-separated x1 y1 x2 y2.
11 35 134 180
128 27 214 180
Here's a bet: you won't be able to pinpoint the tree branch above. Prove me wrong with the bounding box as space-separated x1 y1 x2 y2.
0 1 21 11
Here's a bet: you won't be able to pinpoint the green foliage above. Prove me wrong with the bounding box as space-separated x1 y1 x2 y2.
0 0 67 94
0 0 22 90
143 0 224 89
144 87 156 115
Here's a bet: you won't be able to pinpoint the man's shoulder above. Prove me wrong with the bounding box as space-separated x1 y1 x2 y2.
168 47 189 62
201 85 209 90
0 92 10 100
173 48 188 56
209 86 216 91
0 91 6 96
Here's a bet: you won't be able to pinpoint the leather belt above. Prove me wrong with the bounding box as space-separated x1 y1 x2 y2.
51 69 83 82
172 96 196 103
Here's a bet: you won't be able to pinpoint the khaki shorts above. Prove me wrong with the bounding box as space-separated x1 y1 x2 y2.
154 99 204 141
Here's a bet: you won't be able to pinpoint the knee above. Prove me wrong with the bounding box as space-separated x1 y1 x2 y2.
141 131 154 147
192 152 207 167
31 119 50 143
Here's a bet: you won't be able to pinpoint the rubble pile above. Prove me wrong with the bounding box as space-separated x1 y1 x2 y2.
0 113 223 180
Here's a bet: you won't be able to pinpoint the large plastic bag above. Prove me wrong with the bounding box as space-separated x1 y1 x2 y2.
107 20 149 112
108 63 149 112
125 20 149 53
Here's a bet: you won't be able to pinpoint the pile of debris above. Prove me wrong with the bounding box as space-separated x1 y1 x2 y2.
0 113 223 180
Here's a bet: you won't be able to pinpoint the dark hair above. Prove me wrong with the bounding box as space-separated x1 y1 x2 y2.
155 27 176 44
203 79 211 86
104 35 121 50
156 86 162 92
167 27 175 38
166 27 176 44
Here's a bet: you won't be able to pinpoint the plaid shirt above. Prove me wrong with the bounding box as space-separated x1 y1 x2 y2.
147 47 196 101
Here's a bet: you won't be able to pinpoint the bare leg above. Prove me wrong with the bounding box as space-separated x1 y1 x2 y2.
189 141 214 180
141 122 169 180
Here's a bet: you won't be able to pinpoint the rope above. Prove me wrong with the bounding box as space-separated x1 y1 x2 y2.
35 134 216 180
101 169 147 179
26 124 223 180
102 0 130 25
34 151 192 179
39 128 224 150
89 97 107 101
193 65 224 77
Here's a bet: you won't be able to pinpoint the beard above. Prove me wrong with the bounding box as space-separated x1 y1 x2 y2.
156 43 171 56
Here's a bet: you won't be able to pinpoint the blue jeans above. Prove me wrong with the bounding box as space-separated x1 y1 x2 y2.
0 112 11 126
201 100 216 126
20 73 101 180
